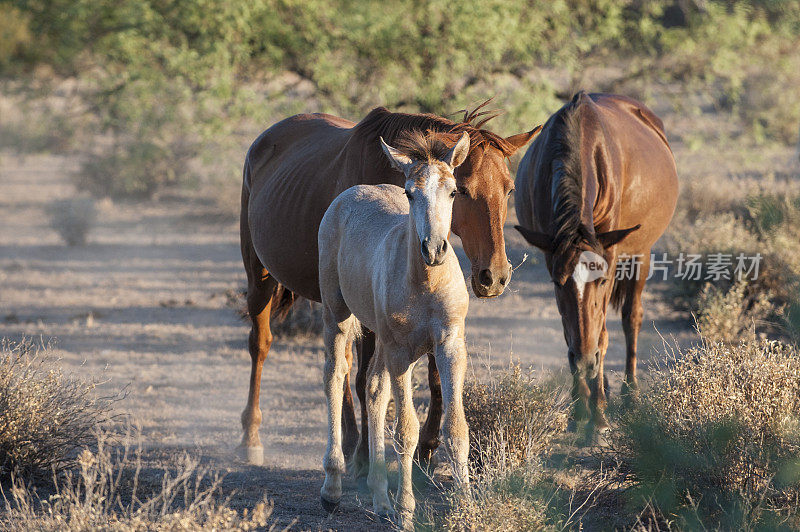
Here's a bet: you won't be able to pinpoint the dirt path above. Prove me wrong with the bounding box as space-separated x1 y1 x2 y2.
0 152 694 529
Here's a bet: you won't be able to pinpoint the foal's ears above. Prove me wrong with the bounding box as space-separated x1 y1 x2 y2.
380 136 414 174
443 132 471 169
514 225 554 253
597 224 641 248
502 125 543 157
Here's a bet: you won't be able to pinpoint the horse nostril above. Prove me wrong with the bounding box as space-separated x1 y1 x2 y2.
478 269 493 287
499 276 508 286
440 240 448 255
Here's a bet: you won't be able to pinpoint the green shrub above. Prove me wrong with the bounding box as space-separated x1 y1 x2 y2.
612 336 800 529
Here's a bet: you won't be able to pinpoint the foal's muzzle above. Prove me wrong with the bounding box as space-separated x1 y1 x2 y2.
421 237 448 266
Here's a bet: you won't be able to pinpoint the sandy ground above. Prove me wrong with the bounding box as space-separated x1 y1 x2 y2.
0 151 696 529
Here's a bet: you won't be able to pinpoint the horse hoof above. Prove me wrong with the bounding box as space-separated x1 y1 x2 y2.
237 445 264 466
321 495 340 514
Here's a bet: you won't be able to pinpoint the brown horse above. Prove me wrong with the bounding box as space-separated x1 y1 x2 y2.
514 92 678 433
240 104 539 466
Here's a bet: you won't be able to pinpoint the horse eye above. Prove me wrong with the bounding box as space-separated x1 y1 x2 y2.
507 188 515 197
449 190 457 198
404 190 413 201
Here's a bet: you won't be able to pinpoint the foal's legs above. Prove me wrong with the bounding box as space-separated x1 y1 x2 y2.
354 327 375 478
366 344 392 516
416 354 443 464
621 253 649 400
320 311 358 511
436 338 469 487
341 340 359 461
387 347 420 530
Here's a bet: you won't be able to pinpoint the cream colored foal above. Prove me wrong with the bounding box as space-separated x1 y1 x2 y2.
317 131 471 528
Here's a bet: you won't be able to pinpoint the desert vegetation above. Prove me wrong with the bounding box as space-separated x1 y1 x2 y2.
2 0 799 529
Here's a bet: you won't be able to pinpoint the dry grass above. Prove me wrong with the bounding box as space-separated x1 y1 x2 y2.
0 339 115 477
665 174 800 338
611 336 800 528
0 432 277 531
696 281 779 343
50 197 97 247
433 365 573 531
462 365 569 469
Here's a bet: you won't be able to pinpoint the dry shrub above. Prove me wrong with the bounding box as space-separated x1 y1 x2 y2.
0 339 115 477
441 459 556 532
0 432 276 531
696 281 779 343
463 365 569 469
50 197 97 246
666 181 800 338
612 336 800 528
436 367 573 531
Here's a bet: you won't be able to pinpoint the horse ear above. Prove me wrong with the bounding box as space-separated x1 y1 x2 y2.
502 125 543 156
597 224 641 248
514 225 554 253
379 136 413 173
443 132 470 169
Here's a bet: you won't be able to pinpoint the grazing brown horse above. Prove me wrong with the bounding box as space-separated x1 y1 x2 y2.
514 92 678 433
240 104 539 466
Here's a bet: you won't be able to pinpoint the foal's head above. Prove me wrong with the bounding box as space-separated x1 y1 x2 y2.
380 131 470 266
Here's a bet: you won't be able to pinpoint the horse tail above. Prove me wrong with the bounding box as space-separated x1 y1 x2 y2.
609 276 628 312
270 284 296 322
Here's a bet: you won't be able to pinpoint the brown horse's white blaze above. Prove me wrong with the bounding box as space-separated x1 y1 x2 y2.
515 92 678 434
317 132 471 528
238 103 538 466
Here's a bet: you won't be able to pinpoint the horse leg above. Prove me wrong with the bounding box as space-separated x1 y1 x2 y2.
238 262 278 465
416 353 443 466
436 337 469 488
387 347 419 530
366 343 393 518
320 312 358 512
568 375 592 432
621 254 649 402
341 340 359 462
588 324 610 435
353 327 375 479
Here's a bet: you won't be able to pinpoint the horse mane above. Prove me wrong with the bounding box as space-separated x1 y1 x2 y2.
393 129 454 163
350 99 517 169
550 91 600 257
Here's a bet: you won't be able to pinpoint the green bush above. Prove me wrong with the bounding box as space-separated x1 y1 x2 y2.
612 336 800 529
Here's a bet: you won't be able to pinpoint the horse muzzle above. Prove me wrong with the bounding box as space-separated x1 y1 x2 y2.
471 261 511 298
568 349 600 380
421 237 449 266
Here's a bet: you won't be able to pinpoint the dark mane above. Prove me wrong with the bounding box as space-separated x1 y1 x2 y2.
550 91 599 256
350 100 517 168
